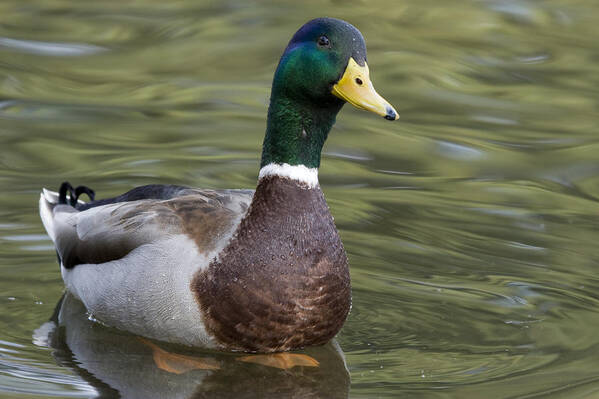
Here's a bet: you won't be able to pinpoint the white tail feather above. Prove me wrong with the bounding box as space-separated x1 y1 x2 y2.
39 190 57 243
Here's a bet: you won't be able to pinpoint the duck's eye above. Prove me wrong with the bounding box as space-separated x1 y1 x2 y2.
317 35 330 47
355 78 363 86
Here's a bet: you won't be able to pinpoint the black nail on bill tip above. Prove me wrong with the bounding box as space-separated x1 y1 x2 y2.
384 107 398 121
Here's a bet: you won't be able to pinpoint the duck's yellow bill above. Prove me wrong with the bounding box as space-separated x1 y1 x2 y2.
332 57 398 121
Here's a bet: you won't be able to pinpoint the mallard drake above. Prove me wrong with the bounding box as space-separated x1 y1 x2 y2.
39 17 398 353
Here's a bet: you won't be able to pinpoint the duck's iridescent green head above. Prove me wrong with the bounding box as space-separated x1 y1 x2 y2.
260 18 398 170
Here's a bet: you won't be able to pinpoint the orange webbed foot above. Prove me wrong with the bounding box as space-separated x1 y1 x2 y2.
237 353 320 370
139 338 220 374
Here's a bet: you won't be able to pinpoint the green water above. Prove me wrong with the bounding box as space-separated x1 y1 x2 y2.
1 0 599 397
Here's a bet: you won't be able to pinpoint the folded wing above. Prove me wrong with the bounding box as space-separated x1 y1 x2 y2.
40 187 253 268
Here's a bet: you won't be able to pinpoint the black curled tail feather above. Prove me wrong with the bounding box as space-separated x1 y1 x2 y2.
75 186 95 203
58 182 74 205
58 182 95 207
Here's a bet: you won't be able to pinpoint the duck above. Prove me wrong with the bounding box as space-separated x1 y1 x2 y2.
39 17 398 353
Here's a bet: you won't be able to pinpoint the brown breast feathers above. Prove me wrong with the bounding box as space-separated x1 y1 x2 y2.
192 176 351 352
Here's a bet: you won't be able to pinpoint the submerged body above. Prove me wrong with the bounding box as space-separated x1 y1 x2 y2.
39 17 397 352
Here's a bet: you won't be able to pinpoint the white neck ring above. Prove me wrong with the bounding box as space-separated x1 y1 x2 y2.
258 163 319 188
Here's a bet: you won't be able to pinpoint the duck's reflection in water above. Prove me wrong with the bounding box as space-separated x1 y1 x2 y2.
35 293 350 398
